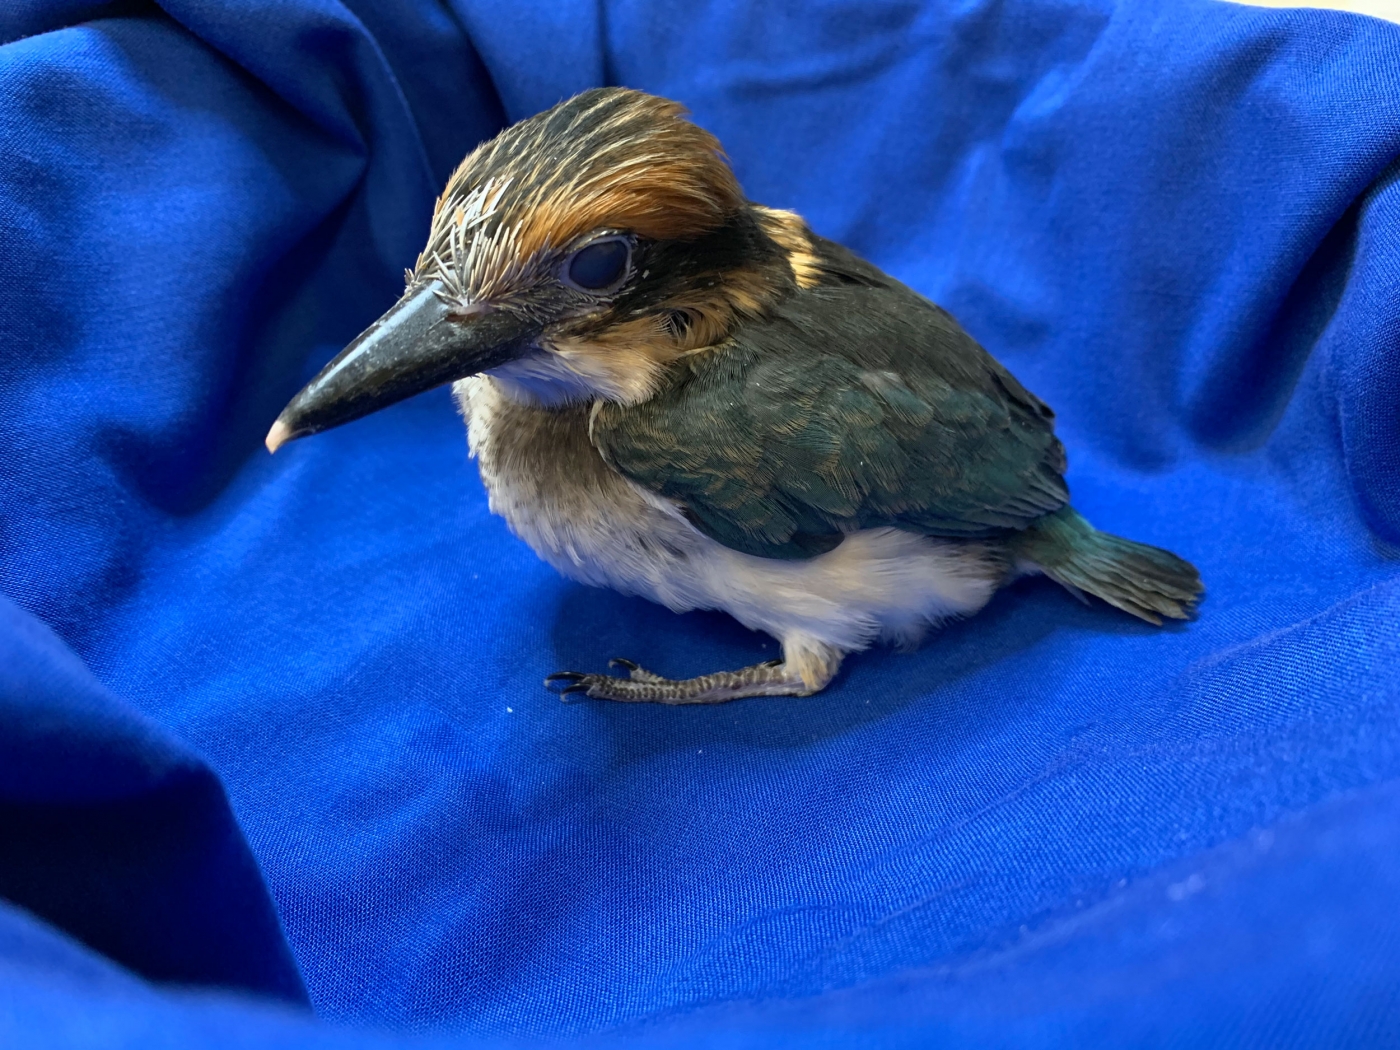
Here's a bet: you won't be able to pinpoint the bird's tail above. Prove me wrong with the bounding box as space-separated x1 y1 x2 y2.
1010 506 1203 625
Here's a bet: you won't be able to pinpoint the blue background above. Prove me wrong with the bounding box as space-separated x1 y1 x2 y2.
3 0 1400 1045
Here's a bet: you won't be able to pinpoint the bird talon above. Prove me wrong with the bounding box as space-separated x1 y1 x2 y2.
610 659 666 684
544 671 588 692
547 673 604 702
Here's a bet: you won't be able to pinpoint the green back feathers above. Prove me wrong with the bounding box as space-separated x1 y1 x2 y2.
590 244 1070 560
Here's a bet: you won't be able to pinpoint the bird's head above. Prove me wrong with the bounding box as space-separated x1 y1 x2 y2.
266 87 817 452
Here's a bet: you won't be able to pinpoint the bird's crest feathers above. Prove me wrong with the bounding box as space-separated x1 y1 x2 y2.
414 89 744 302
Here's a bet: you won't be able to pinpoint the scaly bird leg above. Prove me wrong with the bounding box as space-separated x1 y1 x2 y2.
546 639 844 705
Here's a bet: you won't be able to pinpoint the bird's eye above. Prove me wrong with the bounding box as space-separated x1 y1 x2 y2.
564 237 630 292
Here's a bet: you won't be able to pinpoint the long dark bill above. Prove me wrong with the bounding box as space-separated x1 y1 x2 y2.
265 280 537 452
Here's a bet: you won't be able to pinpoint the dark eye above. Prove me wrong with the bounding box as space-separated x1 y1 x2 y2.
564 237 630 291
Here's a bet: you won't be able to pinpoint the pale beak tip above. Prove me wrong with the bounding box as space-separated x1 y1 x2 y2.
265 419 292 454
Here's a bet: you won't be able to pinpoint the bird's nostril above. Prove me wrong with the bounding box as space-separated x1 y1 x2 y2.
447 301 496 321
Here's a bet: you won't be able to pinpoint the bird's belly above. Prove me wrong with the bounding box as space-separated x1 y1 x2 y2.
456 377 1004 651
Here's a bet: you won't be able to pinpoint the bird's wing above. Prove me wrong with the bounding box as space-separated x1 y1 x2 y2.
590 246 1069 560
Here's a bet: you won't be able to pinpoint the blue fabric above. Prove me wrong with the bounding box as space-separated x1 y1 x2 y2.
2 0 1399 1045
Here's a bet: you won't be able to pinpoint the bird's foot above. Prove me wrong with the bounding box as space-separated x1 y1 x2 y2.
546 657 812 705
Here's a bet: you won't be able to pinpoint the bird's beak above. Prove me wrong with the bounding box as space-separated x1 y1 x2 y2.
265 279 537 452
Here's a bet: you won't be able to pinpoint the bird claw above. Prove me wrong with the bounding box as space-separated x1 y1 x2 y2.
544 671 596 701
545 659 668 701
610 658 666 683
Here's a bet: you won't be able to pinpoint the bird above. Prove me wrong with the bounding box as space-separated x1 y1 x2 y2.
265 87 1203 705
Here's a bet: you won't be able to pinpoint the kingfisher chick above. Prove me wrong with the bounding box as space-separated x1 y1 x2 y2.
266 88 1203 705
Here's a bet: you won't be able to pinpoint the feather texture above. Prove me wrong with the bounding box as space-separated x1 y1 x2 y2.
591 237 1069 559
1010 507 1203 625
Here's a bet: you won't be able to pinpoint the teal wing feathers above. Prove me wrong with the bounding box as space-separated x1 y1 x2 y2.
590 243 1069 560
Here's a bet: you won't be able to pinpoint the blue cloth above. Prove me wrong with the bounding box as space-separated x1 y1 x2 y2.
2 0 1399 1045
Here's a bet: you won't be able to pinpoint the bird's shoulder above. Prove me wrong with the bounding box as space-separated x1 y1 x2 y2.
590 235 1069 559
